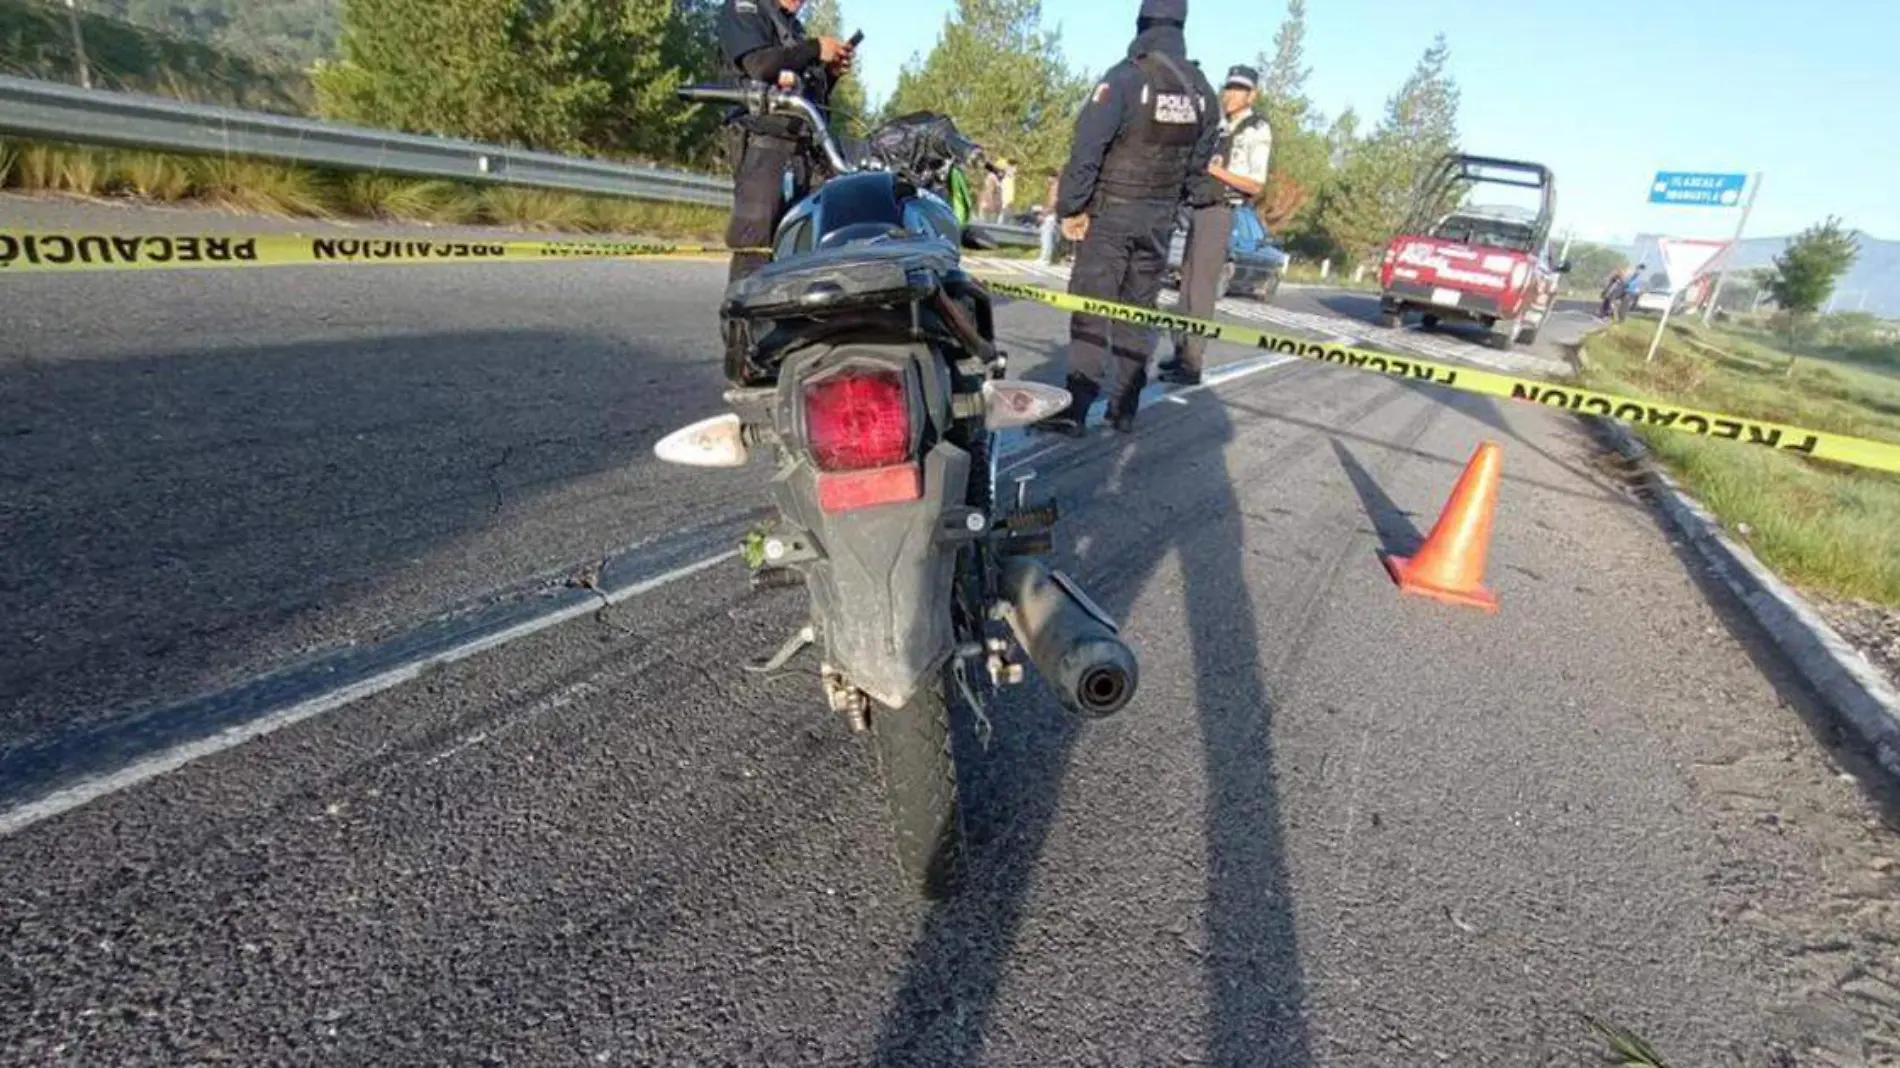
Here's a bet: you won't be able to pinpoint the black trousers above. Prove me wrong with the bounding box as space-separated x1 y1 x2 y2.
1066 196 1178 413
1171 201 1234 372
724 127 808 286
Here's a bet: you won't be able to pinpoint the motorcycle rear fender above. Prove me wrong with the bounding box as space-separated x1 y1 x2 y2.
771 341 972 710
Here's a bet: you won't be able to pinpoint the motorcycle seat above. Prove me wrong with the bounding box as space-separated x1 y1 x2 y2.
724 239 957 322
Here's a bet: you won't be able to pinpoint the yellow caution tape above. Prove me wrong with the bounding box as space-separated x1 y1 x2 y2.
9 225 1894 476
978 278 1900 477
0 229 755 273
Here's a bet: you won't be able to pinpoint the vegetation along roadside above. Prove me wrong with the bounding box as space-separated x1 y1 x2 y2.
1580 315 1900 682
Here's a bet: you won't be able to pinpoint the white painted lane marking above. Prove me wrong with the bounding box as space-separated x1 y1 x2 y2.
0 552 736 837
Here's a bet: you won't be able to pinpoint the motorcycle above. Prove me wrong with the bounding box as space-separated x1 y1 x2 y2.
656 80 1140 898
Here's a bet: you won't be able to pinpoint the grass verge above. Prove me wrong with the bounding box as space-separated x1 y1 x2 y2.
1582 318 1900 608
0 138 732 241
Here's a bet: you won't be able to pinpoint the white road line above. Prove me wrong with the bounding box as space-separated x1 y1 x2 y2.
0 551 736 838
2 348 1303 837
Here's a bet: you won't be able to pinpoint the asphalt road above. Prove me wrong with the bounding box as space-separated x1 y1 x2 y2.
3 206 1899 1065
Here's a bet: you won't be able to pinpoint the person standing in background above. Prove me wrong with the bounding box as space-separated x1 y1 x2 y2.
1600 266 1628 320
1159 63 1271 386
1031 0 1219 437
979 166 1003 224
714 0 853 385
1620 264 1648 320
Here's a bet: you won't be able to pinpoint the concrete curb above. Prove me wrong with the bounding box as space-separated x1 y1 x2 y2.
1593 416 1900 780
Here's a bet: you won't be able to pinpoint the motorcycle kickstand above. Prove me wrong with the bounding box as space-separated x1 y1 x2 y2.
745 623 816 674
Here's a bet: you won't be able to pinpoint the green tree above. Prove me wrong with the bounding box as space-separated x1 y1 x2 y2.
1768 216 1860 316
80 0 340 66
797 0 868 138
1308 33 1460 263
1257 0 1311 127
660 0 729 168
1251 0 1329 233
1766 216 1860 357
885 0 1085 212
316 0 686 159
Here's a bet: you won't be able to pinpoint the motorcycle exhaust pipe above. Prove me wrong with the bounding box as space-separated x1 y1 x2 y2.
998 558 1139 718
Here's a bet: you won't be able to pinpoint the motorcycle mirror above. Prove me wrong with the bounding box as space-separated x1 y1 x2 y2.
654 413 749 468
982 380 1072 430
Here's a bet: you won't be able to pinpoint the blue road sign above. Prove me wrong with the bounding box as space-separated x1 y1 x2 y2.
1650 171 1749 207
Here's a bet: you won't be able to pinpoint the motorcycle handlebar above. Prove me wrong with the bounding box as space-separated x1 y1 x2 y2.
676 83 853 176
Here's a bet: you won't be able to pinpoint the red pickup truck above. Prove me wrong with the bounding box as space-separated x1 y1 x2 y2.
1376 155 1569 350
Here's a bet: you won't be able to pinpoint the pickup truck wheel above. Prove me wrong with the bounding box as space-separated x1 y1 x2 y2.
1517 319 1543 346
1376 309 1402 329
1420 314 1441 331
1488 316 1521 350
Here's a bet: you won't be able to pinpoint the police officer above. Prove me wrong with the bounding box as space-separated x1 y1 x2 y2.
1160 64 1272 386
1034 0 1218 436
715 0 853 383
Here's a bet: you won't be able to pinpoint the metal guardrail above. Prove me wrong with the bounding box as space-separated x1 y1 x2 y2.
0 74 1039 246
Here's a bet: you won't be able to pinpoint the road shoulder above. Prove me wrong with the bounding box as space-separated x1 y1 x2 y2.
1596 417 1900 780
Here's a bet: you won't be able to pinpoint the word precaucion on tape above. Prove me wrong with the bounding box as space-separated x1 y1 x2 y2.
0 229 736 271
6 227 1897 475
982 280 1900 476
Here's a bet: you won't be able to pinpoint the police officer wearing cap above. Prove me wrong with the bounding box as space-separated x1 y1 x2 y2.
1160 64 1271 386
1034 0 1219 436
715 0 854 384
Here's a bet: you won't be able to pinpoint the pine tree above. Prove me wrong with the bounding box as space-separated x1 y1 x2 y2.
1250 0 1327 233
1309 34 1460 263
885 0 1085 212
1257 0 1311 127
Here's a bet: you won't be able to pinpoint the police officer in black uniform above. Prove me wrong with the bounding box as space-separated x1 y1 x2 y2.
1034 0 1218 436
715 0 853 383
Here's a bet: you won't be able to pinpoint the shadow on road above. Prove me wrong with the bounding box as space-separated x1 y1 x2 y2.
871 385 1313 1065
0 327 696 782
1331 438 1424 559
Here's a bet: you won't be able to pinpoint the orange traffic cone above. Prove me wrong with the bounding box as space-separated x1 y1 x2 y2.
1382 441 1503 612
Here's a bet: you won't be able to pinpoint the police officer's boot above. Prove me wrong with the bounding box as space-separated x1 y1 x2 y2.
1107 367 1147 434
1032 374 1099 438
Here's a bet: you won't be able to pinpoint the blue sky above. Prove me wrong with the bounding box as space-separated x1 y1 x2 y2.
838 0 1898 245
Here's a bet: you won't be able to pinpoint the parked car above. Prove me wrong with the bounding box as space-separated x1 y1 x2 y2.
1164 205 1288 303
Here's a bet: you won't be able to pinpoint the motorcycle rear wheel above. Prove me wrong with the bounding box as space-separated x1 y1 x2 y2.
871 671 963 898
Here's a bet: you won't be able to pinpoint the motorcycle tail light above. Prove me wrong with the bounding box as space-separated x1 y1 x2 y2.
803 366 922 513
804 368 912 472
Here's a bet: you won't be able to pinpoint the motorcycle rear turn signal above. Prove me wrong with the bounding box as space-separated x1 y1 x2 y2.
654 413 750 469
982 380 1072 429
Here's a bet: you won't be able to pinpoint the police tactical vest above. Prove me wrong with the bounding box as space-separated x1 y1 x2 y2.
1212 113 1266 204
1096 52 1207 202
